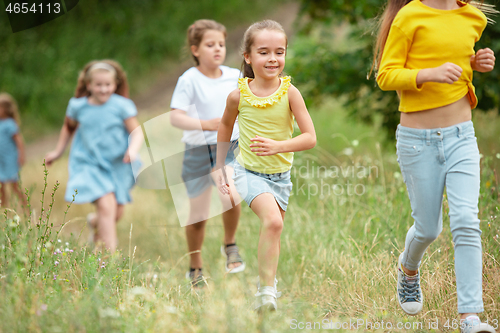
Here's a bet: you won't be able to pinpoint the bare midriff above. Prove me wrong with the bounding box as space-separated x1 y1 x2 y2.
400 95 472 129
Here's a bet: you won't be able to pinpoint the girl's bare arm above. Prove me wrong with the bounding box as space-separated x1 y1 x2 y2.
45 117 77 166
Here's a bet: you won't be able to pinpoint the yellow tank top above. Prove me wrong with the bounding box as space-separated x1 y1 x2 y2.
236 76 294 174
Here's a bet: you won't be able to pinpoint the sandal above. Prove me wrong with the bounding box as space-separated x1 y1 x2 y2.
220 244 246 273
185 268 207 288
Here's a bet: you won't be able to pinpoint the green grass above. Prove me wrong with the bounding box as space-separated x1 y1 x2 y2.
1 101 499 332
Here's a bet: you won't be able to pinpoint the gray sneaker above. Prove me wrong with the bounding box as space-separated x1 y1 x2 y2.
461 315 496 333
397 253 423 315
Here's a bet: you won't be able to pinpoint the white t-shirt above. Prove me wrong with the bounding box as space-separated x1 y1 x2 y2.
170 65 240 145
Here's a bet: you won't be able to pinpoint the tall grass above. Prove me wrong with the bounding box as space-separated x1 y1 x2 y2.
1 101 499 332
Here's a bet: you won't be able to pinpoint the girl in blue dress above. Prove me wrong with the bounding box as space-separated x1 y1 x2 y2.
45 60 141 252
0 93 26 209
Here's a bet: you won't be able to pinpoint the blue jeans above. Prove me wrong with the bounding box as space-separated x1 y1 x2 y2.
396 120 483 314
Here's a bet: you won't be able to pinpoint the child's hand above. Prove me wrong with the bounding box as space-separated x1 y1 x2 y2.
431 63 463 84
214 167 230 195
123 151 132 163
44 151 60 166
250 135 282 156
471 48 495 73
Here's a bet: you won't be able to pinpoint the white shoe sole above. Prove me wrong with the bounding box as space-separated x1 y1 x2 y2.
255 296 277 312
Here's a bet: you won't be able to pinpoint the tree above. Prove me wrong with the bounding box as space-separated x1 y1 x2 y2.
287 0 500 135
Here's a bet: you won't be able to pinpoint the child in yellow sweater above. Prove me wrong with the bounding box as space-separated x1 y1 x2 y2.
375 1 495 332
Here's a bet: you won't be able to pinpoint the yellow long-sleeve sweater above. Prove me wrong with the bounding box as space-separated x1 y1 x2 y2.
376 0 486 112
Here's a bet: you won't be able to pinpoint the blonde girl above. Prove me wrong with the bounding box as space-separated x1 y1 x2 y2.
216 20 316 311
374 0 495 331
170 19 245 287
45 60 141 252
0 93 26 209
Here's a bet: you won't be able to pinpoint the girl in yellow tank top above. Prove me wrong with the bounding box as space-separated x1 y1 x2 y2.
215 20 316 311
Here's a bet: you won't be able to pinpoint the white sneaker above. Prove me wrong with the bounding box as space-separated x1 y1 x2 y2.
461 315 496 333
254 277 282 312
397 253 423 315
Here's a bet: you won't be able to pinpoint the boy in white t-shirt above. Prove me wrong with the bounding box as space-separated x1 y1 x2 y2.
170 19 245 287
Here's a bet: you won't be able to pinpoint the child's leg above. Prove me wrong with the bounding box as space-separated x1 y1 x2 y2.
94 192 118 252
397 130 446 273
11 182 27 207
250 193 285 287
444 131 483 316
185 187 212 269
116 204 125 222
214 165 243 269
0 182 7 208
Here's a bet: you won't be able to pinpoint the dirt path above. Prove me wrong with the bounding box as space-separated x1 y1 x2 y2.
26 2 300 161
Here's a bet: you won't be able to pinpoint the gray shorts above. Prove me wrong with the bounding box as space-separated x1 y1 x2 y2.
232 160 292 211
182 141 238 198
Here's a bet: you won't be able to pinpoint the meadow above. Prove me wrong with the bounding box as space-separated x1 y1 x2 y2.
1 98 499 332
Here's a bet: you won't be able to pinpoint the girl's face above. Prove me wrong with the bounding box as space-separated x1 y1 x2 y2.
191 29 226 69
245 29 287 81
86 70 117 105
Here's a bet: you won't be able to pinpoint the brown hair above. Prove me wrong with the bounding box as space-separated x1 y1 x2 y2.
371 0 492 77
74 59 129 98
240 20 288 79
0 92 21 125
187 19 227 65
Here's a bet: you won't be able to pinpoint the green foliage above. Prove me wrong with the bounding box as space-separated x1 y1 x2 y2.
288 0 500 136
0 0 288 141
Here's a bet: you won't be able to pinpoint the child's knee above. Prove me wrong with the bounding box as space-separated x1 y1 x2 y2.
263 215 283 235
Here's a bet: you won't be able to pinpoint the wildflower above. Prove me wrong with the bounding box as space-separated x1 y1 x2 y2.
352 140 359 147
53 275 57 280
69 250 74 253
54 261 59 266
342 147 354 156
65 242 69 246
57 239 61 243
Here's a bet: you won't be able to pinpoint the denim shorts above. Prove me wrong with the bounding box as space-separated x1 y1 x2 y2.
232 160 292 211
182 140 238 198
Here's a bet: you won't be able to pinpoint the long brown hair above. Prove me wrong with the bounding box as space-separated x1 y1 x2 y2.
0 92 21 125
187 19 227 65
74 59 129 98
240 20 288 78
371 0 492 77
